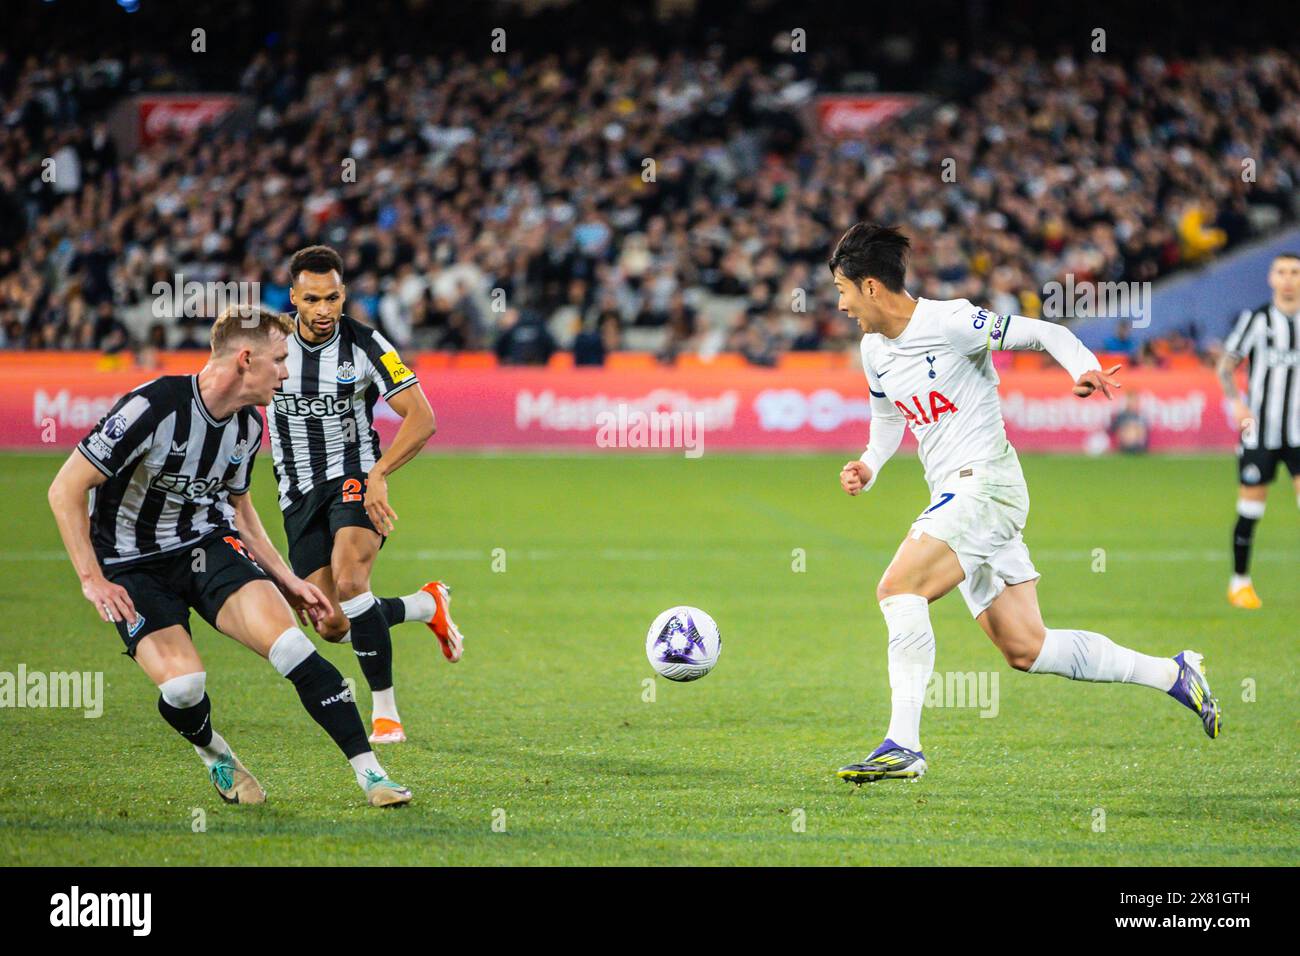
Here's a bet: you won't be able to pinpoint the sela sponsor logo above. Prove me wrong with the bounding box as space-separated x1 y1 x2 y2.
272 392 354 418
1264 347 1300 367
336 361 357 383
49 885 151 936
151 472 227 499
0 666 103 718
515 389 739 431
753 388 872 432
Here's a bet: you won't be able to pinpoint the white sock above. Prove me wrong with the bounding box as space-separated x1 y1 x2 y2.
267 627 316 677
1230 573 1251 590
349 751 386 788
880 594 935 753
371 687 400 724
195 731 231 769
1029 628 1178 690
401 589 436 623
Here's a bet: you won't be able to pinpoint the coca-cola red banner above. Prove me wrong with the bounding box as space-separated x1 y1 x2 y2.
0 360 1238 453
137 96 241 146
813 94 921 138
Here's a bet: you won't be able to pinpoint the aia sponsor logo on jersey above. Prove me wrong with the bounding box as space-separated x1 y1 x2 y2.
895 391 959 426
272 391 353 417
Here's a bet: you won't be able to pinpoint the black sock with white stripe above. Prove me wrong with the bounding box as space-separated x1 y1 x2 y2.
269 627 370 760
1233 499 1265 576
158 692 214 748
341 592 394 693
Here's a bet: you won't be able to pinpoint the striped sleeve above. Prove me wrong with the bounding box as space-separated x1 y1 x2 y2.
76 384 160 478
226 410 263 494
1223 308 1256 358
361 328 419 399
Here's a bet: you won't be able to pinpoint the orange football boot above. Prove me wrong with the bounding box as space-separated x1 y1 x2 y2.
369 717 407 744
421 581 465 662
1228 582 1262 609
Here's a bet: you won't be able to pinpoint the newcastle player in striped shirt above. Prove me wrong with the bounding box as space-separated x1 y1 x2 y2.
1216 252 1300 609
46 306 412 807
272 245 463 746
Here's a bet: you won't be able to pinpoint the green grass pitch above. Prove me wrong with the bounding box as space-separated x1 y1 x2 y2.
0 450 1296 866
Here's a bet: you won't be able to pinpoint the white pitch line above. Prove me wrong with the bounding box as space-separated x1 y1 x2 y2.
4 547 1297 563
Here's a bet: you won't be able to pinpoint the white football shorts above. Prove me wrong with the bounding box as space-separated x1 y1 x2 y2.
909 447 1040 617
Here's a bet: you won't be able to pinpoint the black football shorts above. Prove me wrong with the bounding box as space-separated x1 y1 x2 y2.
103 528 272 656
282 472 385 579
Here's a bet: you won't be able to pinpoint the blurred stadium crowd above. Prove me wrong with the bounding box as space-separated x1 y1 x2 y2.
2 17 1298 365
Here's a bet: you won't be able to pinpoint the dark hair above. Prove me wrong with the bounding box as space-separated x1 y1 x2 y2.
828 222 910 292
289 245 344 284
1274 252 1300 263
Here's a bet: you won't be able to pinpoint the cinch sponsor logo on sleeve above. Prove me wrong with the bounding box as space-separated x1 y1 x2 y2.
49 886 151 936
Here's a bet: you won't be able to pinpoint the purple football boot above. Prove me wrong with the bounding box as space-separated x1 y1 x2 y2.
837 738 928 785
1167 650 1222 739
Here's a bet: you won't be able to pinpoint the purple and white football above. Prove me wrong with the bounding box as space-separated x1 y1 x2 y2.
645 606 722 682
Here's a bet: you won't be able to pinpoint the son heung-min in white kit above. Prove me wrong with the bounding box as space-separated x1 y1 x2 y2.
827 223 1221 785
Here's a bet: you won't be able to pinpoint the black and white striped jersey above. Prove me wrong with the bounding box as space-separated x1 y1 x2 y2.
77 375 262 567
268 314 419 510
1224 303 1300 450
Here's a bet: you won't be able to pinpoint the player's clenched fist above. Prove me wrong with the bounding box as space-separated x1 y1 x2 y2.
840 460 872 496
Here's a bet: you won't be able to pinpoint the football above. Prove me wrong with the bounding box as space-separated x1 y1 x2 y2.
645 605 722 682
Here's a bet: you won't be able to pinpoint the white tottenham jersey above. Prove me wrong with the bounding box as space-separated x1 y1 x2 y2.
859 297 1100 491
268 314 419 510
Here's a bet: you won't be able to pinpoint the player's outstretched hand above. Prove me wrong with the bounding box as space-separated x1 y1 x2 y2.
840 460 872 496
82 574 137 627
363 472 397 536
1074 364 1123 399
283 577 330 629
